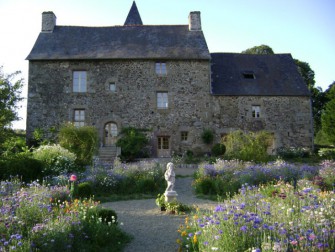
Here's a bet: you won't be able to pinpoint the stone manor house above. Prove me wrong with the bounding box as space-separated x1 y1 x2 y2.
26 1 313 158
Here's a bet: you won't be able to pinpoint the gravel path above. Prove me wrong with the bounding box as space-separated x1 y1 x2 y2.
101 168 217 252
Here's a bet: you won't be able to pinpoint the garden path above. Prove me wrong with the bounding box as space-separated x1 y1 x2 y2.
101 167 217 252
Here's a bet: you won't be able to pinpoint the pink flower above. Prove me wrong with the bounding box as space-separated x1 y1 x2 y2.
309 233 317 240
69 175 77 181
290 240 298 246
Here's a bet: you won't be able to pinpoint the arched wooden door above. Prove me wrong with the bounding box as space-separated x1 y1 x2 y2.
104 122 118 146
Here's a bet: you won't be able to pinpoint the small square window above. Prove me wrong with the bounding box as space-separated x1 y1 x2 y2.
157 92 168 109
155 63 167 76
181 131 188 141
74 109 85 127
109 83 116 92
252 106 260 118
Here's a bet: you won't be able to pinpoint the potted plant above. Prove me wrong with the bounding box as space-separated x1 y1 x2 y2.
155 194 166 211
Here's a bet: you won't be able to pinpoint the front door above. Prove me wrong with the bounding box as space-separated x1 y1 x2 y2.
157 136 170 157
104 122 118 146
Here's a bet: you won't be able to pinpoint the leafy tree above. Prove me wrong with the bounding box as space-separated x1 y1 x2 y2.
310 86 328 133
0 67 23 146
294 59 315 90
58 124 99 167
116 127 149 162
325 81 335 101
222 130 273 162
321 98 335 145
241 44 274 54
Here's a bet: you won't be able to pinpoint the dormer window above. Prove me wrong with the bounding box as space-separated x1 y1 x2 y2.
242 71 255 79
155 62 167 76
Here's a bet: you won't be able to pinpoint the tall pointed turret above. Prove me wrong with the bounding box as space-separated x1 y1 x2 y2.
124 1 143 25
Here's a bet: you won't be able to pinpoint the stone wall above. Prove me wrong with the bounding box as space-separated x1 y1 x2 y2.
210 96 313 152
27 59 212 156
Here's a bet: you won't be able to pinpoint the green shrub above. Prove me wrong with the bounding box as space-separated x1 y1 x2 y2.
95 208 118 225
136 178 157 193
193 176 216 195
0 153 44 182
277 147 311 159
77 182 93 198
211 143 226 157
32 144 78 176
0 134 27 156
116 127 149 162
201 129 214 145
58 124 99 166
318 148 335 160
223 130 273 162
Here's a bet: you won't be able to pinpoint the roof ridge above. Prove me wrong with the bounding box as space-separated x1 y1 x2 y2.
55 24 188 28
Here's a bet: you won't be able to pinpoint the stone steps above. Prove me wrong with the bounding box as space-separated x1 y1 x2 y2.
98 146 121 163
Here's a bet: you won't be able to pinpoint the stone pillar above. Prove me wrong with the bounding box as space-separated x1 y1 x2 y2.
164 190 178 203
188 11 202 31
42 11 56 32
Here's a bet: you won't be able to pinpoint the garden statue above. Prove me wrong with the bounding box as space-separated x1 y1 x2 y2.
164 162 178 202
164 162 175 191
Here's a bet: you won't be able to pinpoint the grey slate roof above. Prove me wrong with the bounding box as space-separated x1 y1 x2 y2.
124 1 143 25
26 25 210 60
211 53 310 96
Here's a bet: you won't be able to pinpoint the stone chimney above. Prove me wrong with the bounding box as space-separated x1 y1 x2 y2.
188 11 201 31
42 11 56 32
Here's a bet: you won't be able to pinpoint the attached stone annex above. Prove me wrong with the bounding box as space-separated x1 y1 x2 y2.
26 1 313 158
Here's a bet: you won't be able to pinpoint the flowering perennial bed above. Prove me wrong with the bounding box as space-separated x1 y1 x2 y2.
179 179 335 251
0 180 130 251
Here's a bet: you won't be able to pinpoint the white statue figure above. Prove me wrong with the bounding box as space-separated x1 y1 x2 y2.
164 162 175 192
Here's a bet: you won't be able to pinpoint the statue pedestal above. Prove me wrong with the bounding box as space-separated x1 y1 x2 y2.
164 191 178 203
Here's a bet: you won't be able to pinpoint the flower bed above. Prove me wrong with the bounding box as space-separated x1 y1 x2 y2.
0 179 130 251
193 159 320 197
178 179 335 251
81 158 166 197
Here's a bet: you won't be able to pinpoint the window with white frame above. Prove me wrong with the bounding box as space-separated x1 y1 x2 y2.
155 62 167 76
109 82 116 92
252 105 261 118
74 109 85 127
73 71 87 92
157 92 168 109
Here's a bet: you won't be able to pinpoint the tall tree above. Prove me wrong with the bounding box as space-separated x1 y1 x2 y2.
325 81 335 100
321 98 335 145
0 67 23 143
241 44 274 55
294 60 315 90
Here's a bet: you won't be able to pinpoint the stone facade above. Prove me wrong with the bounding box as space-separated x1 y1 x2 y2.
27 59 214 157
211 96 313 153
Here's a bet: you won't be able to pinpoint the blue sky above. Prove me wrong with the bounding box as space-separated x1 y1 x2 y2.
0 0 334 129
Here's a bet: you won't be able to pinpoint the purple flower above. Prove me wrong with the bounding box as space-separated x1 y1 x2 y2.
240 225 248 232
214 205 225 212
